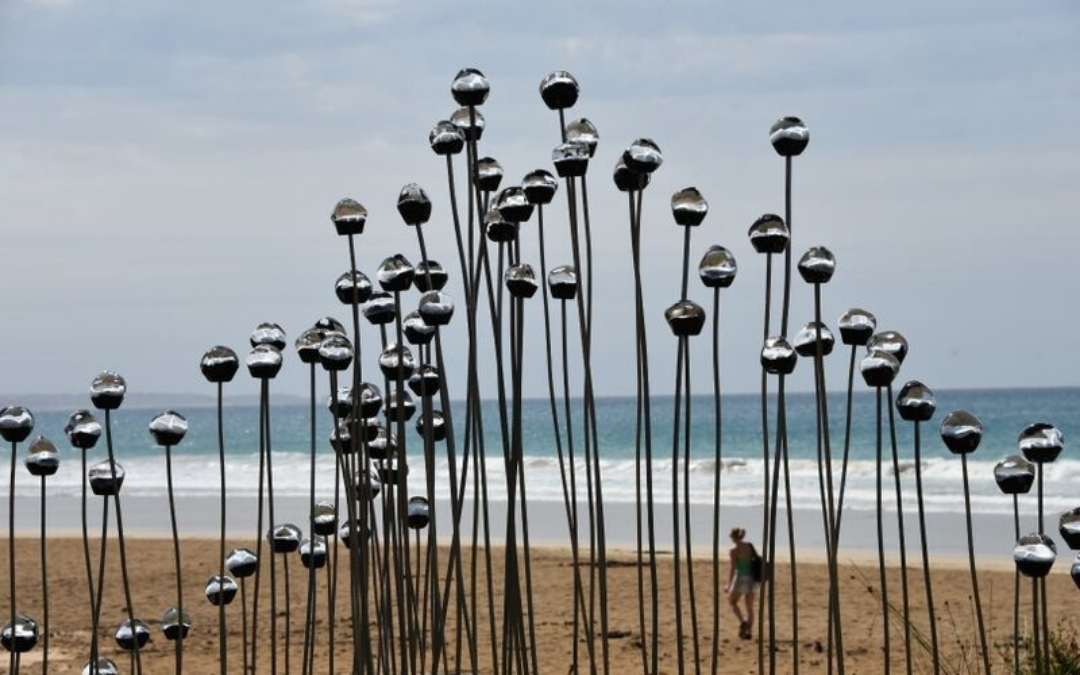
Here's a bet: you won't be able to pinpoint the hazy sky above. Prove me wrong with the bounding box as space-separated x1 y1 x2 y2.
1 0 1077 403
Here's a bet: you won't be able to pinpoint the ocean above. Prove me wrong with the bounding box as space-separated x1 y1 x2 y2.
3 387 1077 524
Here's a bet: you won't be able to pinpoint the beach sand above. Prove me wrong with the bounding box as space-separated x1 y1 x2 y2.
0 535 1075 675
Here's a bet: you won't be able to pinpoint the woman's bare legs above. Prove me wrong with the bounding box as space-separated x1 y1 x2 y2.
729 589 755 639
729 591 745 624
742 592 755 636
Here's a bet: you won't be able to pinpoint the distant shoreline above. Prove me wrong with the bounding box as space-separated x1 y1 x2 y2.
4 384 1078 410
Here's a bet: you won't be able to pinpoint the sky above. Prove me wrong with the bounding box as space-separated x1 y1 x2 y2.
0 0 1077 404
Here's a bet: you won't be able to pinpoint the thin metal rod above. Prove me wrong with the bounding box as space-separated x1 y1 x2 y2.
513 290 542 675
326 371 343 675
266 379 281 675
8 440 18 675
812 284 844 675
240 579 250 675
629 187 658 675
1012 494 1020 675
105 409 143 675
1037 464 1050 674
434 328 478 675
709 287 723 675
780 155 793 336
165 444 184 674
440 146 479 675
415 224 461 675
251 379 268 674
90 496 109 675
960 453 991 675
575 172 611 675
683 343 702 675
40 474 49 675
757 252 774 675
283 548 292 675
464 135 500 675
81 448 99 673
765 373 786 675
780 384 799 675
779 151 797 675
671 337 687 675
560 293 597 667
538 201 587 667
673 221 700 675
913 422 939 675
417 389 437 674
1032 577 1042 675
886 386 912 675
390 290 415 675
216 381 229 675
833 346 858 538
875 388 891 675
345 230 373 675
302 364 317 675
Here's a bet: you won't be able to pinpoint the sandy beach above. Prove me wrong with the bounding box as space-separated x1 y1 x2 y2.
1 532 1075 675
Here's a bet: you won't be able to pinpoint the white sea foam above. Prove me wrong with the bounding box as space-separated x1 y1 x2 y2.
14 451 1078 519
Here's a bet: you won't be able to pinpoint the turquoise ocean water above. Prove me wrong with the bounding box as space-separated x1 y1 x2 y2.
3 387 1077 521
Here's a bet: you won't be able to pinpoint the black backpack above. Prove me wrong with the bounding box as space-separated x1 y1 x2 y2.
749 544 765 582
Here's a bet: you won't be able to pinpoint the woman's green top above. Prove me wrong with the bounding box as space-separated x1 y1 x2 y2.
736 555 752 576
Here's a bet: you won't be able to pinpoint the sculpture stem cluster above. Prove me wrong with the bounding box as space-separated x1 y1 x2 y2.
1 66 1076 675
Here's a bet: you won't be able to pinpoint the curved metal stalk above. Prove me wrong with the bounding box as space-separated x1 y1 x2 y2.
765 374 787 675
104 410 142 675
80 447 99 674
671 336 687 675
778 153 799 675
811 285 844 675
537 198 587 670
959 452 990 675
39 472 50 675
215 382 229 675
164 444 185 674
628 187 658 675
282 546 292 675
885 386 912 675
302 363 317 675
779 385 799 675
1036 464 1049 674
90 496 109 675
874 388 891 675
1011 493 1020 675
7 440 18 675
266 379 282 675
345 231 373 675
912 422 939 675
709 286 723 675
833 345 858 538
757 251 774 675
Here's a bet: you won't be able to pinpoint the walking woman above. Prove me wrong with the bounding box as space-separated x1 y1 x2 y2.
727 527 758 640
